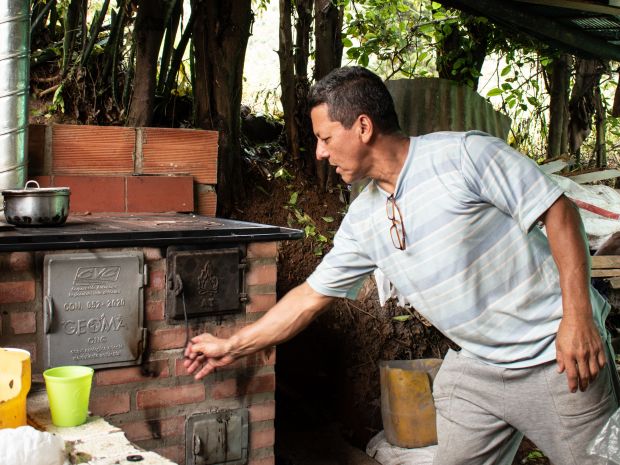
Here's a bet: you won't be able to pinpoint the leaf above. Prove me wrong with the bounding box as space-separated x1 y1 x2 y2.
486 88 503 97
359 53 369 67
500 65 511 77
321 216 334 223
527 96 538 106
342 37 353 47
289 191 298 205
393 315 412 322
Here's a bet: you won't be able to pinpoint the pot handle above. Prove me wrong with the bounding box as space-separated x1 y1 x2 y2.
24 180 40 189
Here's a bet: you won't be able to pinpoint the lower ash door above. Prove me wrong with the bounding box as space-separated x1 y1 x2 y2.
186 409 249 465
43 251 147 369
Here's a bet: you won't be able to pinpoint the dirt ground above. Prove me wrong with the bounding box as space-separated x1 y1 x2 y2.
232 159 550 465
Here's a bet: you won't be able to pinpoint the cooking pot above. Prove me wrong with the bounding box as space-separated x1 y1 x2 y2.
2 180 71 226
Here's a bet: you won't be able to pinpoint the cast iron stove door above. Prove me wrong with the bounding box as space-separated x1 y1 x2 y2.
43 252 146 369
167 248 247 320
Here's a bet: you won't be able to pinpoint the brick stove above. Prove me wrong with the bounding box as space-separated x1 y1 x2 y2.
0 123 303 465
0 213 301 465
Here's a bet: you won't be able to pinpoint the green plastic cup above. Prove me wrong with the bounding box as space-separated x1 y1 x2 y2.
43 366 94 427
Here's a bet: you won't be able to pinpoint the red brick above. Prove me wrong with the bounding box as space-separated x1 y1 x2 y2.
136 383 205 409
196 188 217 216
251 428 275 450
146 300 164 321
90 392 130 416
249 457 275 465
247 242 278 259
8 252 33 272
212 374 275 400
212 378 237 399
141 127 218 184
212 323 245 339
95 360 169 386
52 124 135 175
249 401 276 423
154 445 185 464
175 356 246 377
149 327 186 350
0 281 35 304
149 269 165 290
54 175 126 213
10 312 36 334
122 416 185 442
127 175 194 213
246 293 276 313
246 264 277 286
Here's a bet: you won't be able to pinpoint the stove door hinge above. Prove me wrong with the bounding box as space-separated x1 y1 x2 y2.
238 258 247 271
143 264 149 287
239 292 248 303
137 327 148 358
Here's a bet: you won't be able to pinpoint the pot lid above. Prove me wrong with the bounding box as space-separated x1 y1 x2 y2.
1 180 70 195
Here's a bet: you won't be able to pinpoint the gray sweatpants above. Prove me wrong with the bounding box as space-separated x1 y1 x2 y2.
432 349 618 465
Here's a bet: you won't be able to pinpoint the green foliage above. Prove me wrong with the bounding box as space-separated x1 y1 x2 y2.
284 190 334 256
343 0 439 78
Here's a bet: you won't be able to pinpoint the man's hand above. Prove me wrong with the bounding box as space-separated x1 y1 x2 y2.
556 315 606 393
184 333 235 380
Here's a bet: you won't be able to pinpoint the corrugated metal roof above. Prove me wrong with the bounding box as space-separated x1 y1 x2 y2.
386 78 511 140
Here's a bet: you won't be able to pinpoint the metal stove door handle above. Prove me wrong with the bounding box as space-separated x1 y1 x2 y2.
43 295 53 334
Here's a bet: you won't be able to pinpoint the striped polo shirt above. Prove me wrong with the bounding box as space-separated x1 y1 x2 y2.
307 131 610 368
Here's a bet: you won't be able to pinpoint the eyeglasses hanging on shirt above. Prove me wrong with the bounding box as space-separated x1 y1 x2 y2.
386 194 406 250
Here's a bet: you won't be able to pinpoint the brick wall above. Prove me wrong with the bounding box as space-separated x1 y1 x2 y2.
27 124 218 216
0 241 279 465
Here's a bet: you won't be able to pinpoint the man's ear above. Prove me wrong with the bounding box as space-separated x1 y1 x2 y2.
358 114 373 143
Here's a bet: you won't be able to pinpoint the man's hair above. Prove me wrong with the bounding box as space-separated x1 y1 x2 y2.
308 66 401 134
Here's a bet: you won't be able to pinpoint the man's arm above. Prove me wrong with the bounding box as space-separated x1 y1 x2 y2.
542 194 606 392
184 282 334 380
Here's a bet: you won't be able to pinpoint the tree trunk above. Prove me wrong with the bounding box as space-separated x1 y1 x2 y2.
568 58 606 163
192 0 252 216
126 0 168 127
157 0 182 94
546 53 571 159
294 0 316 179
62 0 81 75
279 0 301 168
314 0 343 190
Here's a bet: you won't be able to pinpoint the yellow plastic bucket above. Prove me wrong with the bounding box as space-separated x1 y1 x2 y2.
0 348 31 429
43 366 94 427
379 358 443 448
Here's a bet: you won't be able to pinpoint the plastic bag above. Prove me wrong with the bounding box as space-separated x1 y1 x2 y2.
588 408 620 464
0 425 66 465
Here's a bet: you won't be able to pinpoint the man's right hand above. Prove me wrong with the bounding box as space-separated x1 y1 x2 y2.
184 333 236 380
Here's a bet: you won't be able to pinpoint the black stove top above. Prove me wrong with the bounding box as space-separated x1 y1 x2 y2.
0 213 303 251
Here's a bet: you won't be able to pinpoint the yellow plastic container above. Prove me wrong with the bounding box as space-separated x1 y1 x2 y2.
43 366 94 427
0 348 32 429
379 358 443 448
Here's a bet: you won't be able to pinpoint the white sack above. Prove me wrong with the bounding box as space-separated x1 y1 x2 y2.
366 431 437 465
0 425 66 465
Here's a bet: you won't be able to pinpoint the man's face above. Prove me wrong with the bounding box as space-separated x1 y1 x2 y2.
310 103 367 184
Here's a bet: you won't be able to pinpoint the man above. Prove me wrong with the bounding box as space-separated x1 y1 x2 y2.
185 66 618 464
